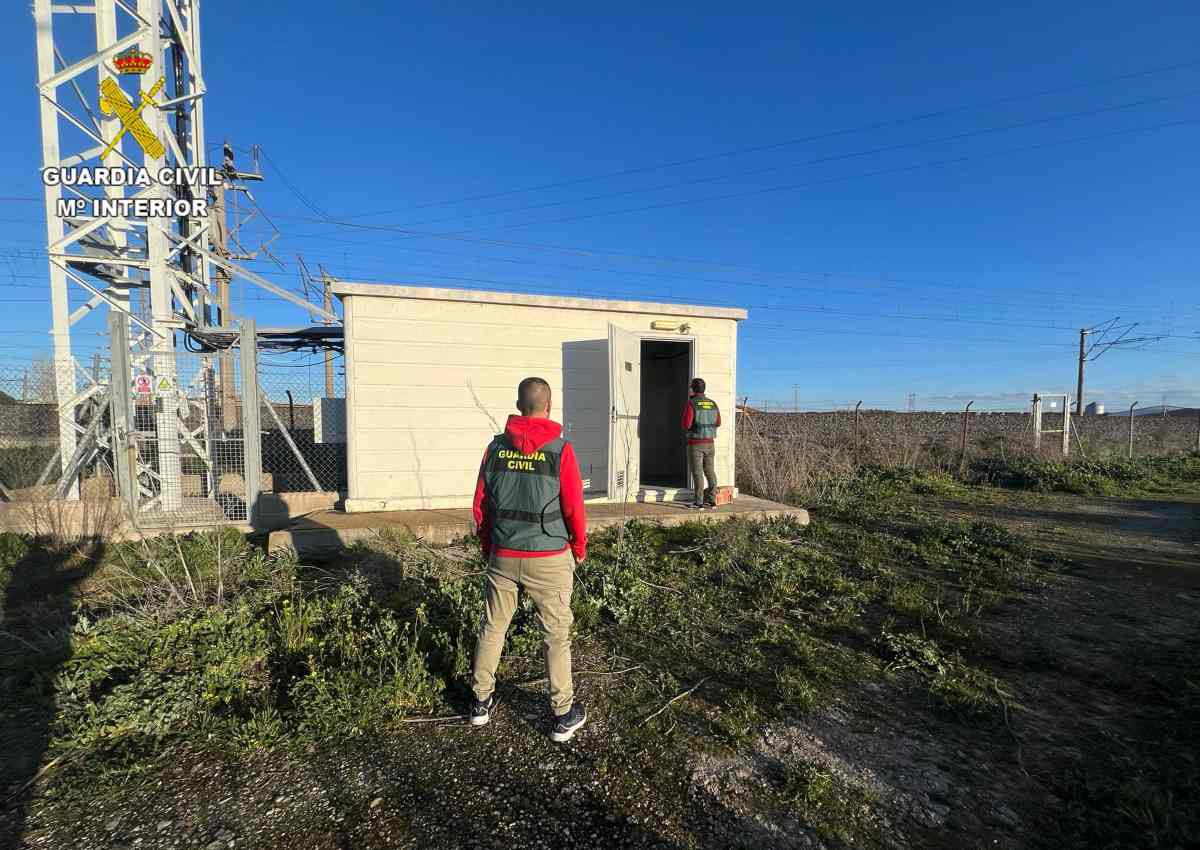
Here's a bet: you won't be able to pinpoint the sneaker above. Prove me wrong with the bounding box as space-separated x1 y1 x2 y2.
702 503 717 511
470 694 497 727
688 502 704 509
550 702 587 742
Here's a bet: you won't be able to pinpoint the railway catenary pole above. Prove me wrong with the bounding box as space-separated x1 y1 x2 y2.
1075 328 1089 415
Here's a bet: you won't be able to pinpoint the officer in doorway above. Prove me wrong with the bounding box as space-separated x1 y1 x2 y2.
682 377 722 509
469 377 589 742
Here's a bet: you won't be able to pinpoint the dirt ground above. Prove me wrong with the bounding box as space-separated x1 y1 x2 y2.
691 490 1200 849
5 488 1198 850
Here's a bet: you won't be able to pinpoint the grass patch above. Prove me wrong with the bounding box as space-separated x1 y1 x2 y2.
778 762 876 844
1048 656 1200 849
1 492 1041 798
6 455 1198 848
969 452 1200 497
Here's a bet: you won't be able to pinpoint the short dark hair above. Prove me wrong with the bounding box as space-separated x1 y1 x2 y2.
690 377 706 394
517 377 552 415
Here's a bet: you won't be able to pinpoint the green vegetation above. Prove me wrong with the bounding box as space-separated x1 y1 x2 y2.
779 762 876 844
1 486 1043 848
1050 658 1200 849
968 452 1200 496
2 453 1198 848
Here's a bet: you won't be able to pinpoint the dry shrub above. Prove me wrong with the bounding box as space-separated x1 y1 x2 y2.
858 419 934 470
9 491 123 545
94 527 285 620
736 413 855 506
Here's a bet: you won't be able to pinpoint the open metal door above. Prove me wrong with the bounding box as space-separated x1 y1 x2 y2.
607 323 641 499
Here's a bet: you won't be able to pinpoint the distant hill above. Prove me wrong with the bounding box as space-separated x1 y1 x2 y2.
0 390 17 405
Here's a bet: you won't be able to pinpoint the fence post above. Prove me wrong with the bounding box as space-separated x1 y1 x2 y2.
1032 394 1042 451
260 388 322 492
1128 401 1138 459
107 310 137 514
853 400 862 465
240 321 263 527
1062 395 1071 457
958 400 974 478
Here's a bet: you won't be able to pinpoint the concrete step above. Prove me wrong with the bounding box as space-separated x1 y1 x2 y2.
268 497 809 558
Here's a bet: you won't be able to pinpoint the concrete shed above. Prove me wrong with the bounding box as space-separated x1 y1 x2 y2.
334 283 747 512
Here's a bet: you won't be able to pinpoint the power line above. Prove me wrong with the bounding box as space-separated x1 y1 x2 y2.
150 217 1198 319
3 193 1197 321
12 215 1182 321
235 120 1200 294
450 117 1200 233
268 266 1175 336
387 87 1200 230
258 147 332 220
4 243 1193 321
9 265 1198 355
247 57 1200 222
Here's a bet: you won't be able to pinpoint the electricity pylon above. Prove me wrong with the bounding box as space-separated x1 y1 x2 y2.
32 1 335 513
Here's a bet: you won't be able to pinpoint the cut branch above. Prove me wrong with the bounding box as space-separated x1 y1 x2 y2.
639 675 712 727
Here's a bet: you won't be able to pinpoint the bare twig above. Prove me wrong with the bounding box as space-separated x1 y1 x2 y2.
516 665 643 688
465 379 503 434
639 675 712 727
174 536 200 602
0 629 41 651
399 714 468 724
993 681 1028 776
216 529 224 605
635 577 683 594
416 539 473 564
3 752 73 803
667 545 703 554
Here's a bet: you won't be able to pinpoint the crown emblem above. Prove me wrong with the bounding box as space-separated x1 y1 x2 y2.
113 47 153 75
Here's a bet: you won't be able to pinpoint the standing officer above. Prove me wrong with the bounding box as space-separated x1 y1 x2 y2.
681 377 722 509
469 377 589 742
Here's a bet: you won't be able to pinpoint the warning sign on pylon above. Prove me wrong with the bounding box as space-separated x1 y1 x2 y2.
133 373 152 396
155 376 173 393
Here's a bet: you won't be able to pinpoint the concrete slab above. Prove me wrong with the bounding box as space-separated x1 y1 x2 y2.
268 495 809 558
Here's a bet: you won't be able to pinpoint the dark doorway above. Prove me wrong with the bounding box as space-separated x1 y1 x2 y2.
639 338 692 488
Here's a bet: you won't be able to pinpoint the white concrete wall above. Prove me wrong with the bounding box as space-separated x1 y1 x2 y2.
338 285 744 511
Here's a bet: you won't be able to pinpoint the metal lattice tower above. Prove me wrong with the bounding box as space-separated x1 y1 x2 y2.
33 0 210 507
33 0 336 515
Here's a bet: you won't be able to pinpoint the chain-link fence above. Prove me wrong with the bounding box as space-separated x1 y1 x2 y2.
0 354 116 502
737 404 1200 476
124 347 250 527
1 343 345 534
256 351 346 494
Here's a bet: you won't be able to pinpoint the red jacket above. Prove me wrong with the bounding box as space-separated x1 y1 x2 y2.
472 415 587 561
681 394 722 445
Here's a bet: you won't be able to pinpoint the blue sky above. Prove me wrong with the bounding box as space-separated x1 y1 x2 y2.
2 1 1198 410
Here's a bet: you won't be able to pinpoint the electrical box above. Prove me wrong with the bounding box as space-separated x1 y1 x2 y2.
313 397 346 444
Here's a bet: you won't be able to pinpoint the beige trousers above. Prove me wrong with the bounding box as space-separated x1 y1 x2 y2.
471 549 575 714
689 442 717 503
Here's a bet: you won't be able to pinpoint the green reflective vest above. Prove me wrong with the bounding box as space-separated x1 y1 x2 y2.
483 435 570 552
688 395 720 441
